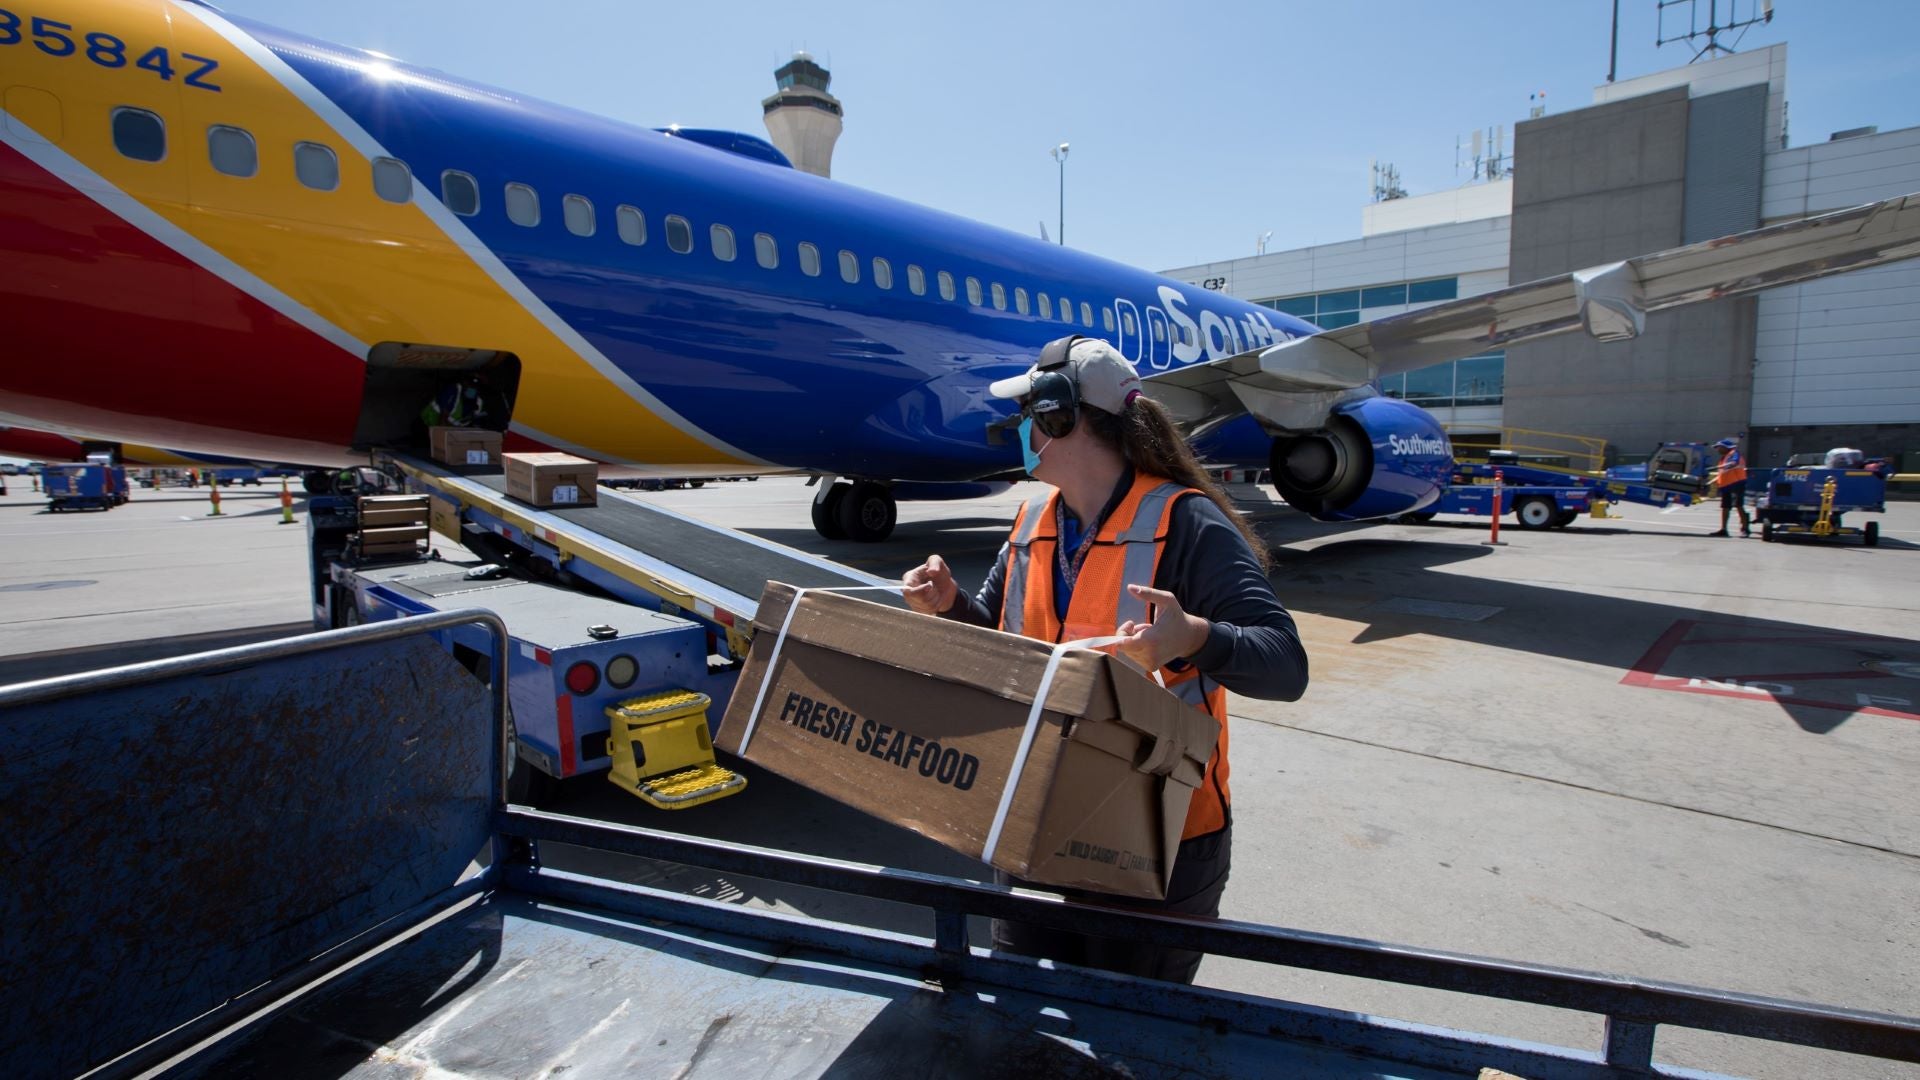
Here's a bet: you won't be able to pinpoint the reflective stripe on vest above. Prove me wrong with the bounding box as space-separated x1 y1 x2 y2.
998 472 1232 840
1000 493 1052 637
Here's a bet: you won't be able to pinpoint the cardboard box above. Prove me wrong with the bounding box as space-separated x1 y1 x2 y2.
716 582 1218 899
503 452 598 508
429 426 503 468
429 495 461 542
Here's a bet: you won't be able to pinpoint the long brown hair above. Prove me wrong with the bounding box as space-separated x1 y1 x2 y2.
1084 397 1272 570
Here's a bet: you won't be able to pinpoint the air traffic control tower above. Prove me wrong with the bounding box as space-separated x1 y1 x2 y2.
762 52 842 178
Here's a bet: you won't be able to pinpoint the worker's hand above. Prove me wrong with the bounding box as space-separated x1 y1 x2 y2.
903 554 958 615
1115 584 1210 673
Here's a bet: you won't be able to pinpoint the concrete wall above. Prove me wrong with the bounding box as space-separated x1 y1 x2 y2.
1754 125 1920 456
1503 87 1758 460
1593 43 1785 150
1361 179 1511 237
1163 216 1508 302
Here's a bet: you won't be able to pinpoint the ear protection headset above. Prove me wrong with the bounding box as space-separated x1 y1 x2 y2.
1024 335 1088 439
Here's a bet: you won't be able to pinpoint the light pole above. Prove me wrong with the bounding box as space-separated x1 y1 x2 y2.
1050 142 1069 245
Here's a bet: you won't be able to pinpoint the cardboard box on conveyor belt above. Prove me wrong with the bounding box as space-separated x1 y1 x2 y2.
429 426 502 467
503 452 598 508
715 581 1218 900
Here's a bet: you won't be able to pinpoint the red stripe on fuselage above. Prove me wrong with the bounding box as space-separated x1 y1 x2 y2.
0 426 85 461
0 140 365 463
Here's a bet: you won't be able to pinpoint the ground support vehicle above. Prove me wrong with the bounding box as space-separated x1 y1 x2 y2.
40 462 126 511
2 615 1916 1078
1747 466 1887 546
307 451 896 807
1595 441 1728 514
1419 461 1599 530
207 466 266 486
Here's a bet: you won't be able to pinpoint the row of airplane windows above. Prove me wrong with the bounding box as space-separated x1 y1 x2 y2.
107 107 1157 339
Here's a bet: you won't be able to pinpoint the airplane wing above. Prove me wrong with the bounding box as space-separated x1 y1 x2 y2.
1145 191 1920 434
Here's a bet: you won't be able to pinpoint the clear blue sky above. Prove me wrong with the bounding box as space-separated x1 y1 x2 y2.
217 0 1920 272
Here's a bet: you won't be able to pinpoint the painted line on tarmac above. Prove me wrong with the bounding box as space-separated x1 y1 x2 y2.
1622 618 1920 722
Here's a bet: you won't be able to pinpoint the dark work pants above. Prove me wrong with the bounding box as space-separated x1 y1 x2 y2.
991 823 1232 985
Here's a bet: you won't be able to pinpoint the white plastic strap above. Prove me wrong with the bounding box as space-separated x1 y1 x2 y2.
981 634 1127 864
736 585 906 754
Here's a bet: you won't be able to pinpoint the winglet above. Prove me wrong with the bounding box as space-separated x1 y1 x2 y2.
1572 261 1646 342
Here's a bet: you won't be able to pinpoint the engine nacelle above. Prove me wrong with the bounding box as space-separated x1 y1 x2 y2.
1267 397 1454 522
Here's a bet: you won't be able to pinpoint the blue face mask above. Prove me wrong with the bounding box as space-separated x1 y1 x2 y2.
1018 416 1050 476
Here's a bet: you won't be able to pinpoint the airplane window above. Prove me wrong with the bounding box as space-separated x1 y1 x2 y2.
665 215 692 253
441 170 479 216
839 250 859 284
799 242 821 276
1057 296 1073 322
965 277 982 305
505 183 540 227
111 107 166 162
755 232 778 268
617 205 646 245
371 157 412 203
710 223 736 261
294 142 339 191
565 195 597 237
907 265 926 296
937 271 955 301
207 125 257 178
1102 306 1115 332
990 283 1006 311
1122 309 1136 335
1014 288 1029 315
872 257 893 290
1080 302 1093 326
1153 320 1166 342
1037 293 1052 319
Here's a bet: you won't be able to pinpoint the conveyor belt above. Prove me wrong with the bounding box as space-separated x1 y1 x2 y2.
392 456 898 624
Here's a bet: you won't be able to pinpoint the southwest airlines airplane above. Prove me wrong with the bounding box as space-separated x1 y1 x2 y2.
3 1 1917 540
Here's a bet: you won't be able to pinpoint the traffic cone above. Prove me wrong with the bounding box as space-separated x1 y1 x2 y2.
1482 468 1507 547
208 476 222 516
278 476 295 524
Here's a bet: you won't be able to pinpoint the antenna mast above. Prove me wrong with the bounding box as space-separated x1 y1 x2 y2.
1370 160 1407 202
1656 0 1775 63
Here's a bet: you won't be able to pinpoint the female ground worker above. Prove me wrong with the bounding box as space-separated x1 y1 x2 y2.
903 335 1309 983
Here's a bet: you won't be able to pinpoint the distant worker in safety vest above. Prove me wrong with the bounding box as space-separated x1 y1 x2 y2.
1709 437 1751 538
902 335 1309 984
420 375 493 430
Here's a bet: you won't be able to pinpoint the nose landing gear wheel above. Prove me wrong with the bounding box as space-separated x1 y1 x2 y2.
811 483 849 540
836 480 897 542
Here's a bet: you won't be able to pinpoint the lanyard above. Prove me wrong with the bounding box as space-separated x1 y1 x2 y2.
1053 498 1100 599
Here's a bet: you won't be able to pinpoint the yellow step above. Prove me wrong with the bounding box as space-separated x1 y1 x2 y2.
629 763 747 810
605 690 746 809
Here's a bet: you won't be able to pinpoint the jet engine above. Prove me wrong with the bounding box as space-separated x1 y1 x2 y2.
1267 397 1454 522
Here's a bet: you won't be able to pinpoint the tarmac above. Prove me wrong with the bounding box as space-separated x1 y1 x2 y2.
1 476 1915 1079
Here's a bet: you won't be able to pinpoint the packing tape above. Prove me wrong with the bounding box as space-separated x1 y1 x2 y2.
981 634 1127 865
736 585 907 754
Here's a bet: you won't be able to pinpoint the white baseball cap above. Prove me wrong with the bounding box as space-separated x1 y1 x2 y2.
988 336 1144 414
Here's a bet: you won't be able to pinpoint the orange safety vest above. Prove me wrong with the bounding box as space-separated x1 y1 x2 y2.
1000 471 1231 840
1714 449 1747 487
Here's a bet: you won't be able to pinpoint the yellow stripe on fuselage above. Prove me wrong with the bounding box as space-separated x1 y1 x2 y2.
8 0 742 466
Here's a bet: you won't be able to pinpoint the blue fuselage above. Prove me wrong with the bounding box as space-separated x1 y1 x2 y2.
248 13 1312 480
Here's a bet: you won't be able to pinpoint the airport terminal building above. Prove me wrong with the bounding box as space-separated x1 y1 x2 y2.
1164 46 1920 469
